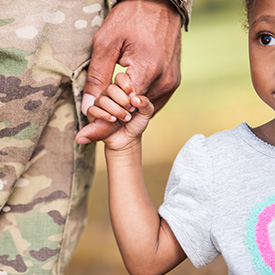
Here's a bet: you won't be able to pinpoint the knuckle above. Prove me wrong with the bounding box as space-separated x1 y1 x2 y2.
133 62 162 87
86 70 106 87
146 62 162 80
92 31 105 49
162 72 181 92
92 31 122 56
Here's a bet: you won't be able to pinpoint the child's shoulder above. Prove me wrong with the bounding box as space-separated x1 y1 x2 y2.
186 123 246 147
206 122 247 146
180 123 248 159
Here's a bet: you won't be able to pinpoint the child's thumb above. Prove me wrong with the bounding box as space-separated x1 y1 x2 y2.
130 96 154 118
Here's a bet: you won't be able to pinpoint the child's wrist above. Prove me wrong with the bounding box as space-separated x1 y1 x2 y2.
105 138 141 158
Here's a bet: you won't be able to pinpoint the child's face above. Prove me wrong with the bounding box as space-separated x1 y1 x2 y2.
249 0 275 110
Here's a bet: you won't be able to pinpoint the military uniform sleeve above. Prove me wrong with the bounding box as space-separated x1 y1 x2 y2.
107 0 193 31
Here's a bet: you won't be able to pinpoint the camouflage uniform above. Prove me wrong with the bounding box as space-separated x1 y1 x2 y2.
0 0 192 274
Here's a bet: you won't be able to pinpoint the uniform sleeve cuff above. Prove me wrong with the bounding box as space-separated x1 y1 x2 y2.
168 0 193 31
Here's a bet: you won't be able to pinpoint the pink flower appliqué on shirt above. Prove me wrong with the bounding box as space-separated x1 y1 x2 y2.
245 195 275 274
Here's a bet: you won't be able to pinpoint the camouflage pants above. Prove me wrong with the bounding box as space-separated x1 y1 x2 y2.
0 1 106 274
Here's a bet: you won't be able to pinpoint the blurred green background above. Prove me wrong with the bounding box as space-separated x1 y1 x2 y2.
66 0 274 274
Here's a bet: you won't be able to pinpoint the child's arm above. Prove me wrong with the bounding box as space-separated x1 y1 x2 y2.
105 135 187 275
81 73 187 274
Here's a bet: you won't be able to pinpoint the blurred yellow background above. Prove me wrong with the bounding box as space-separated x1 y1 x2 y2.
66 0 274 274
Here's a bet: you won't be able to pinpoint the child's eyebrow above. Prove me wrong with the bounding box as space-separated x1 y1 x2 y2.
251 15 275 29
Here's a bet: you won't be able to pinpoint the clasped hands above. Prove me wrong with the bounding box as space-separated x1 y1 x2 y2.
76 0 182 144
76 72 154 150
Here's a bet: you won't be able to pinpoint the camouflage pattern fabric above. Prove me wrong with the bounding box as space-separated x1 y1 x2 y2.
0 0 193 274
0 1 106 274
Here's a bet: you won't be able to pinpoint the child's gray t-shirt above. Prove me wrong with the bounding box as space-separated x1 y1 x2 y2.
159 123 275 275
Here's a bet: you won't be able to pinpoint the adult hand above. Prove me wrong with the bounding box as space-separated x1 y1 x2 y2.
77 0 182 144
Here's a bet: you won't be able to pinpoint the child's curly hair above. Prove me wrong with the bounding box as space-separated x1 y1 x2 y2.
245 0 256 21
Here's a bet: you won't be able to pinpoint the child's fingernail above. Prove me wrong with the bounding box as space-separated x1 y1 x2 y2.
110 116 117 121
129 92 135 98
124 114 131 121
77 137 91 144
129 106 136 112
134 97 141 104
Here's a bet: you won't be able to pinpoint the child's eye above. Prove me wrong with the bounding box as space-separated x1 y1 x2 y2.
260 34 275 46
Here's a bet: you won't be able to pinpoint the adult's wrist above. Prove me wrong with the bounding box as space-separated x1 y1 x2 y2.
108 0 192 31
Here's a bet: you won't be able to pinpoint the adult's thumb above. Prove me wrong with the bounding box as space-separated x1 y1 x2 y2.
81 36 121 116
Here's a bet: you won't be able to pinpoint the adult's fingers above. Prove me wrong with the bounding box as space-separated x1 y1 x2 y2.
118 23 181 115
81 27 123 116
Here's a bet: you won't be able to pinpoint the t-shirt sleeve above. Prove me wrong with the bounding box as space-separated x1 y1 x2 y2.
158 134 219 268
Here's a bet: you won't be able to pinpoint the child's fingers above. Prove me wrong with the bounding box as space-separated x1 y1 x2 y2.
106 84 135 113
87 105 117 123
91 96 132 123
114 73 134 96
130 96 154 118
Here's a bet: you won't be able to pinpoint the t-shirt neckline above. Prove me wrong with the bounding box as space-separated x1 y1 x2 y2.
235 123 275 158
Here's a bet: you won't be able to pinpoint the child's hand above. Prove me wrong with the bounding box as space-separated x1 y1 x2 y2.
86 72 136 124
76 73 154 151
